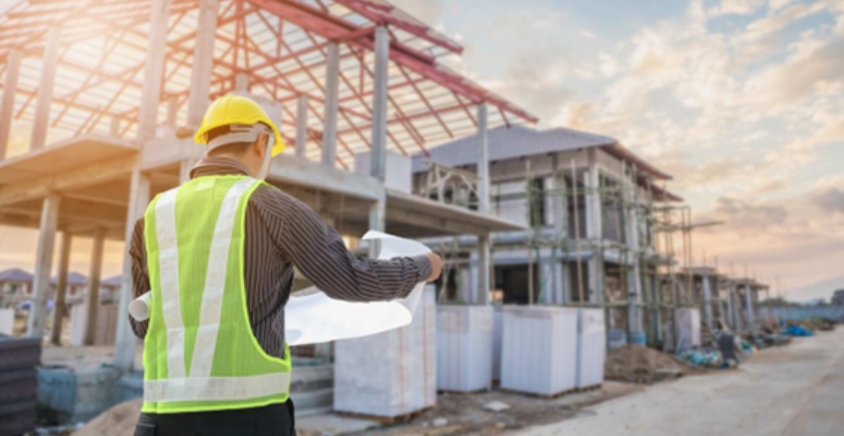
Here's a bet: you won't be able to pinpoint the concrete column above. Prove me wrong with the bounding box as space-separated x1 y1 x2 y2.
650 274 663 343
726 285 736 330
744 283 754 329
110 116 121 137
702 274 713 329
0 48 22 159
370 26 390 181
367 194 386 258
625 191 644 343
550 157 568 304
477 103 490 214
321 42 340 167
295 95 308 158
234 72 249 92
186 0 219 127
27 194 60 338
30 28 61 151
114 170 151 371
584 152 603 303
84 227 106 345
476 234 491 305
50 231 72 345
166 99 179 128
137 0 172 142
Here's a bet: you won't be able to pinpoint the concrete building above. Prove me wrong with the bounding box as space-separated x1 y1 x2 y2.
412 125 683 347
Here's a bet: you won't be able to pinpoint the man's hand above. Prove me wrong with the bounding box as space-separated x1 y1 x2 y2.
425 252 444 283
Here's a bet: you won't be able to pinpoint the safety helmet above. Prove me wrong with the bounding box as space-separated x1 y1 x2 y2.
194 94 286 156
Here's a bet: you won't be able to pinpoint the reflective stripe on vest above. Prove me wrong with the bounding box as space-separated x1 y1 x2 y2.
142 176 291 412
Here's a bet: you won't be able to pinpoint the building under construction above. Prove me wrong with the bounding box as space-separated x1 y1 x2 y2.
0 0 777 428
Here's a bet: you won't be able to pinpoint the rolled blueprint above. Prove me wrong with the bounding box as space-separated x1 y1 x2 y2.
129 291 151 322
128 231 430 346
284 230 430 345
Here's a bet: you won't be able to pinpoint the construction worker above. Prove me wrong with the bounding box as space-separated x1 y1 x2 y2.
129 95 443 436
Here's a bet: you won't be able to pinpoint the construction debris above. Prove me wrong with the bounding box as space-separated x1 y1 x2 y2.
604 345 704 384
483 401 510 412
71 398 141 436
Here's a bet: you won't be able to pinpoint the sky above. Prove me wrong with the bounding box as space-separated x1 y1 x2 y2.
1 0 843 301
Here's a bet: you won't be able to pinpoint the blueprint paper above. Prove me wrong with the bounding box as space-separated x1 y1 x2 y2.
284 231 430 345
129 231 431 346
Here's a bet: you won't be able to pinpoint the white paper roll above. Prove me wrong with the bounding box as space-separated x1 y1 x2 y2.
127 231 430 345
129 291 151 321
284 231 430 346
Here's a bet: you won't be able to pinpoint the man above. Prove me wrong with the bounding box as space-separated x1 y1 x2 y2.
129 95 443 436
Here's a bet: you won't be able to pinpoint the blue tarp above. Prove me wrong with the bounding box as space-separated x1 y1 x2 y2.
781 325 814 337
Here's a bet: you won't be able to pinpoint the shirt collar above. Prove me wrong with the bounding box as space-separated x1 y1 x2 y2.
189 157 252 180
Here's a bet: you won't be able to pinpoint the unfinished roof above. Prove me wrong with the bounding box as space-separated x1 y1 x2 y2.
0 0 536 169
0 267 33 282
411 124 672 181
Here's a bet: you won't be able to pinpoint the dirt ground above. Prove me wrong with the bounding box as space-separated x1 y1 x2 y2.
298 382 643 436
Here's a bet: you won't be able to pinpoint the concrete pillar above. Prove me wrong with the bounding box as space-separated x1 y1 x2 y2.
370 26 390 181
367 194 386 258
166 99 179 128
234 73 249 92
27 194 60 338
477 103 490 214
321 42 340 167
50 231 72 345
476 234 491 305
84 227 106 345
650 274 663 343
186 0 219 127
584 151 603 303
702 274 713 329
295 95 308 158
0 48 22 159
30 28 61 151
179 159 196 183
137 0 171 142
726 285 736 330
550 157 568 304
625 190 644 343
114 170 151 371
745 283 754 329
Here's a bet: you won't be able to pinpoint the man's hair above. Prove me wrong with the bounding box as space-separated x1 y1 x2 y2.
205 124 263 157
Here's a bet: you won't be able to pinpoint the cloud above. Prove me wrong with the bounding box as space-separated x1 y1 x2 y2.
707 0 767 17
812 188 844 213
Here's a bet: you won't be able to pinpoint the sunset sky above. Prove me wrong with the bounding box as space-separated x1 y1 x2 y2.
1 0 842 301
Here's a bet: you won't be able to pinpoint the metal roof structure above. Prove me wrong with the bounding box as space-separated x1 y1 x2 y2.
412 124 672 180
0 267 33 282
0 0 536 169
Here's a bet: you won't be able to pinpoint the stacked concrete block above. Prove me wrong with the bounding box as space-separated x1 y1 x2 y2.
676 308 702 351
501 306 578 396
334 286 436 418
492 305 504 381
576 309 606 389
437 305 493 392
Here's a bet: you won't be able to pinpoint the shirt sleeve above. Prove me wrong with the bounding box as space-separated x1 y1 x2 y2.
129 218 149 339
254 187 432 302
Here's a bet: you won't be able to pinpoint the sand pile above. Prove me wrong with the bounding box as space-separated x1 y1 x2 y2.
73 398 142 436
604 345 703 384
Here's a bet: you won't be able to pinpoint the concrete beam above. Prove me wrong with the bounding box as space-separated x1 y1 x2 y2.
27 194 60 338
114 170 151 371
0 48 21 159
84 227 106 345
30 28 61 152
50 231 72 346
321 42 340 167
477 103 490 214
369 26 389 181
137 0 172 142
186 0 219 127
295 95 308 158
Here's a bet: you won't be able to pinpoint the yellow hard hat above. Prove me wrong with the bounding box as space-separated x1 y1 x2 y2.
194 94 286 156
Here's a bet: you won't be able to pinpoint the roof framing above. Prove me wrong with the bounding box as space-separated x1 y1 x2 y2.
0 0 537 167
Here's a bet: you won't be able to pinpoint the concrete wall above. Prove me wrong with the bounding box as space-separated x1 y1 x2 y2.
766 306 844 322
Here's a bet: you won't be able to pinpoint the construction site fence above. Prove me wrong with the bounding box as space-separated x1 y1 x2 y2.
766 306 844 322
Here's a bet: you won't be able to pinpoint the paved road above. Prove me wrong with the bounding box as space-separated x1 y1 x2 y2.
516 327 844 436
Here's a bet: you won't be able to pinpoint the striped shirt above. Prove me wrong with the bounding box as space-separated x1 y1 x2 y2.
129 157 432 358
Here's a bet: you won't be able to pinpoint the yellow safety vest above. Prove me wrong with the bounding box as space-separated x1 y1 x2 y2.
142 175 291 414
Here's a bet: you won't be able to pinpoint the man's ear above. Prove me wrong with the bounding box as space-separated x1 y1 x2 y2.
253 132 269 157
